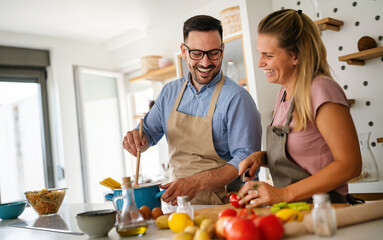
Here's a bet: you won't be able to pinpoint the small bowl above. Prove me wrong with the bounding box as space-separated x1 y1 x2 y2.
76 209 116 238
0 201 26 220
24 188 66 215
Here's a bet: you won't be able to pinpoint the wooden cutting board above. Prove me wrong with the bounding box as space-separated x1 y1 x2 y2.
194 203 348 222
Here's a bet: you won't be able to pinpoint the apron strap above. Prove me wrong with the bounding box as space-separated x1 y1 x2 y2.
270 90 295 130
171 80 188 113
285 98 295 128
270 91 286 125
207 73 225 118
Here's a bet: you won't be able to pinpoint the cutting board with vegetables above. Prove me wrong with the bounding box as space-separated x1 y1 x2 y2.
194 203 348 222
195 201 383 238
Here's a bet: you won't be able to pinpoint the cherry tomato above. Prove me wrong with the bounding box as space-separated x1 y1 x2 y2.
225 217 260 240
219 208 237 218
238 208 256 219
230 194 245 208
254 214 284 240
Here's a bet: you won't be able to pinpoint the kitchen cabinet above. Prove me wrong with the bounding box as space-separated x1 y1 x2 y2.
177 33 249 89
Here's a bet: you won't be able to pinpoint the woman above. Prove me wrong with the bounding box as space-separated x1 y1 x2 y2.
237 9 362 206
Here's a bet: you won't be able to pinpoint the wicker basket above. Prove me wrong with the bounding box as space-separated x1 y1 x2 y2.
220 6 242 36
141 56 162 74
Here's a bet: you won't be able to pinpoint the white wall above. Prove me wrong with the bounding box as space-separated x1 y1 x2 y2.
0 30 115 203
107 0 240 73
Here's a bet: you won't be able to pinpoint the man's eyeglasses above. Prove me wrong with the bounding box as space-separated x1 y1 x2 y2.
183 44 223 60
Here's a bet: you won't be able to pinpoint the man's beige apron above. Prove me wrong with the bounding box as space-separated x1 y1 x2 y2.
266 92 346 203
166 74 229 205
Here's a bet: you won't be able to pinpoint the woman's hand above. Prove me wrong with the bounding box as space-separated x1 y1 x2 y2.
238 151 267 181
237 181 288 208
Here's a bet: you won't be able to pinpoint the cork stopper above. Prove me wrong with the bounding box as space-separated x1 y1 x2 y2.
122 177 132 189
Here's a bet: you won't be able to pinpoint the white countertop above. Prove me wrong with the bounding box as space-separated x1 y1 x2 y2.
349 180 383 193
1 203 382 240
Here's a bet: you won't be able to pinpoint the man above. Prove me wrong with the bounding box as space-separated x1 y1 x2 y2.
123 15 261 205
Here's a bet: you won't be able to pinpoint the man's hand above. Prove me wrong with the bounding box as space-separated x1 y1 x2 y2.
122 129 149 156
160 164 238 205
238 151 267 181
160 176 200 206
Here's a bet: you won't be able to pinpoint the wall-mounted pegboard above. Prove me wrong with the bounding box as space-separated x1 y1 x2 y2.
271 0 383 182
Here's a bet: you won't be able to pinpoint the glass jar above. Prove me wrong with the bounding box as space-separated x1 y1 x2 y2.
312 193 337 237
226 60 239 84
176 196 194 219
113 177 148 237
358 132 379 182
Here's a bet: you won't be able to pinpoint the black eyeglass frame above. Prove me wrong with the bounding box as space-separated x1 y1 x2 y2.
183 43 223 60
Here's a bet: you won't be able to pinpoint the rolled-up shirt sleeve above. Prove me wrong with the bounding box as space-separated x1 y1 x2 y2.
139 88 166 147
225 91 262 170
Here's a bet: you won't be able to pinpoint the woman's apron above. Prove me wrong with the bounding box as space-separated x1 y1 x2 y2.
266 92 347 203
166 74 230 205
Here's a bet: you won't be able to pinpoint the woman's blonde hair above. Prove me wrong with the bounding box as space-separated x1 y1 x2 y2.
258 9 332 131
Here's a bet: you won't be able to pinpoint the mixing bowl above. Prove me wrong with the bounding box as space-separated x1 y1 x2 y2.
76 209 116 238
0 201 26 219
24 188 66 215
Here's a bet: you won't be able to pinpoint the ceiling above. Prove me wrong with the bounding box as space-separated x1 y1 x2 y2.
0 0 207 43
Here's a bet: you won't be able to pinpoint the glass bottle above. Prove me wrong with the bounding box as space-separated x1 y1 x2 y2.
176 196 194 220
312 193 337 237
358 132 379 182
226 60 239 84
311 0 327 20
113 177 148 237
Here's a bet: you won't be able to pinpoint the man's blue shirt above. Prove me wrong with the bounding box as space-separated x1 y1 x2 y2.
141 71 262 170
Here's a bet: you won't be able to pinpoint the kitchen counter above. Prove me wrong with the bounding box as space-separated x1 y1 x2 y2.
0 203 382 239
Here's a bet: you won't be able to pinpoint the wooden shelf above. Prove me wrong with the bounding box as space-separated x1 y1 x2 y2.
130 64 176 82
339 46 383 66
377 138 383 143
347 99 355 106
314 17 344 31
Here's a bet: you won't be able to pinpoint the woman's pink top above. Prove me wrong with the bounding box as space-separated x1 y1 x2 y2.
272 75 349 195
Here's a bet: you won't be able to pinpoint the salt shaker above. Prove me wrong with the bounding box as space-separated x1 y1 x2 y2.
176 196 194 219
312 193 337 237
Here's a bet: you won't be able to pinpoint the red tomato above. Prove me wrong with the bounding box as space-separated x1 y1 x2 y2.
254 214 284 240
225 217 260 240
219 208 237 218
215 216 230 239
229 194 245 208
238 208 256 219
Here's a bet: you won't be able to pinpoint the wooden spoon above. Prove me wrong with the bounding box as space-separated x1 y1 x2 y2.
134 118 143 188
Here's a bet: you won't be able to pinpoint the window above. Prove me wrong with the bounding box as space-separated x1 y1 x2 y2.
0 68 54 203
